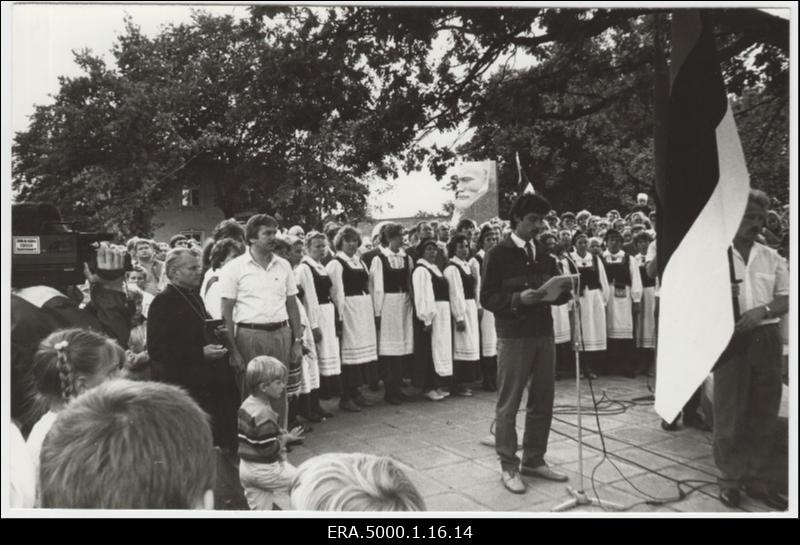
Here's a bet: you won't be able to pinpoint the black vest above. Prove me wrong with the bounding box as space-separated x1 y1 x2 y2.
302 261 332 305
639 262 656 288
568 254 602 295
335 257 369 297
603 253 632 288
447 262 476 301
414 264 449 302
377 252 410 293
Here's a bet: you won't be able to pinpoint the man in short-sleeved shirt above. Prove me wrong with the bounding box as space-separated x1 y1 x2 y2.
714 190 789 510
220 214 303 426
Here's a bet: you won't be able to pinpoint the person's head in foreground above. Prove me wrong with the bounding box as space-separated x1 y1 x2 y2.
39 379 215 509
290 452 425 511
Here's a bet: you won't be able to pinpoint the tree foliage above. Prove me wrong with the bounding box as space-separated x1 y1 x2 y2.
13 7 788 234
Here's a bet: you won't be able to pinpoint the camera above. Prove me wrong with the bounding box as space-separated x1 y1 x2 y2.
12 202 132 288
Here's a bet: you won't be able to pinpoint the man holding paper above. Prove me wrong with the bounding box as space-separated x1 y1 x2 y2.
481 193 573 494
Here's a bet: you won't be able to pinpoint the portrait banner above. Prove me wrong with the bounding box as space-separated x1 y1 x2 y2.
450 160 499 226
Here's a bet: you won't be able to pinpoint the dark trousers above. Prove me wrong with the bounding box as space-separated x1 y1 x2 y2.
495 336 555 472
713 325 783 489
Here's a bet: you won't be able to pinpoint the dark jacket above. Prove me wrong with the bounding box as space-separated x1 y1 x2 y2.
480 234 569 338
147 284 212 393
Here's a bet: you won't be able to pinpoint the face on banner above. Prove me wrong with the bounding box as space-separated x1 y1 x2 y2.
450 161 499 225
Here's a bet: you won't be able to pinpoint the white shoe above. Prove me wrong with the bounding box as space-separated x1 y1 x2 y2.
424 390 445 401
436 388 451 398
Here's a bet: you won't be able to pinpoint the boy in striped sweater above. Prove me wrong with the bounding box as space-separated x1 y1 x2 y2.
238 356 304 510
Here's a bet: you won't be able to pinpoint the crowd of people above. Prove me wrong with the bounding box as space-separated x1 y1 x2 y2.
9 189 790 511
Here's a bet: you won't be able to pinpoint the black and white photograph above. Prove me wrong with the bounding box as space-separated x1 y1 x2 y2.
2 1 796 519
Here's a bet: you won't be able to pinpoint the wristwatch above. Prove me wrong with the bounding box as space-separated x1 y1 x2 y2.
763 304 772 318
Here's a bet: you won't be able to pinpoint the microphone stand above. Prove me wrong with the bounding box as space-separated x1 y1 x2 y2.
553 268 622 512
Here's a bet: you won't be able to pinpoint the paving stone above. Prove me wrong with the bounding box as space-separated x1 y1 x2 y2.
286 445 316 466
611 446 682 471
461 479 555 511
362 434 436 455
415 426 480 447
393 446 468 471
439 438 499 459
648 435 714 460
422 460 498 489
669 490 745 513
658 463 718 483
560 456 648 485
553 484 678 513
343 422 407 440
609 471 691 501
606 425 677 446
286 375 749 513
403 469 450 497
425 492 489 512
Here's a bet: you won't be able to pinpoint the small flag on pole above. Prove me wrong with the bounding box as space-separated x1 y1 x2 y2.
654 10 750 423
516 152 535 194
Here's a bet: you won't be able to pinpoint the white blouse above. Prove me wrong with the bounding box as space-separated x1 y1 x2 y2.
327 251 368 314
569 250 610 304
297 256 331 329
412 259 443 326
444 257 473 323
369 247 410 317
602 250 643 303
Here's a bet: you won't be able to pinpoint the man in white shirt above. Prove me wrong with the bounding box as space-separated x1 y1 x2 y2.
219 214 304 426
714 190 789 510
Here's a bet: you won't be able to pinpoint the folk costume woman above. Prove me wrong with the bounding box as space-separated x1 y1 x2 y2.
469 225 500 391
369 223 415 404
411 238 453 401
602 229 642 377
296 232 342 405
566 231 610 379
327 226 378 412
633 231 656 372
444 234 481 397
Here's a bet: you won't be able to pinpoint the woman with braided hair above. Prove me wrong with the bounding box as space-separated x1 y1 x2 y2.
26 328 124 504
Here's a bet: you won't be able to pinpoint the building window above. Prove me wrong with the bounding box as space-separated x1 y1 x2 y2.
181 230 204 242
181 188 200 208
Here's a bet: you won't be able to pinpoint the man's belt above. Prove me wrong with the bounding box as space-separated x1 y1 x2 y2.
237 321 288 332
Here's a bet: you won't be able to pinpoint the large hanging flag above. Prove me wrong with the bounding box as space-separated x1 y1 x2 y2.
654 10 750 422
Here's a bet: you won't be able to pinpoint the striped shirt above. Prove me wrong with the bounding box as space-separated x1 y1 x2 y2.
237 396 282 464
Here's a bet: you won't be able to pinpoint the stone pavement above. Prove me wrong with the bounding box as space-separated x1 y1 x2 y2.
282 376 780 514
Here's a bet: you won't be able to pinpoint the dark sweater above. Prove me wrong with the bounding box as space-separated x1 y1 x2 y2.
480 234 569 338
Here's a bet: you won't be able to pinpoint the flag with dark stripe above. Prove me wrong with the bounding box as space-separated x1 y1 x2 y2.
653 10 750 422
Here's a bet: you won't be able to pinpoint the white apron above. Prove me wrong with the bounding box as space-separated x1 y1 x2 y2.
480 309 497 357
298 303 320 394
577 289 607 351
341 294 378 365
453 299 480 362
432 301 454 376
636 286 657 349
552 303 571 345
316 303 340 376
378 293 414 356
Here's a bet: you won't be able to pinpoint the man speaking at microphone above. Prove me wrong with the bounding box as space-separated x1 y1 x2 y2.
481 193 572 494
